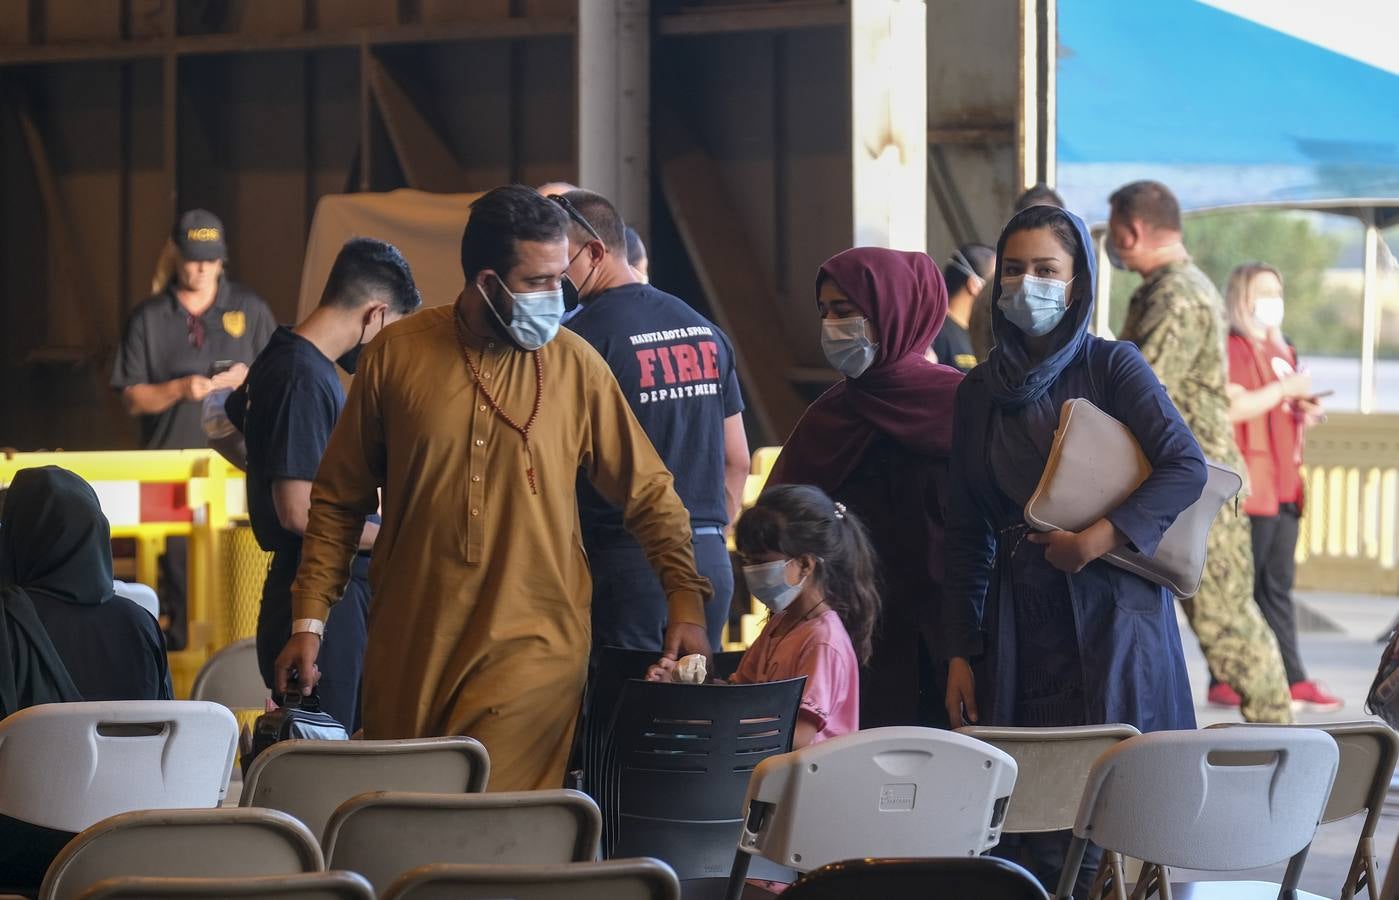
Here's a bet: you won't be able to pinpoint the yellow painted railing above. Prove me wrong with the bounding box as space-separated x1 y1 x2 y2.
1296 413 1399 594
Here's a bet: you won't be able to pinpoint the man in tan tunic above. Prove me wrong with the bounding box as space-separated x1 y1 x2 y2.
275 186 713 791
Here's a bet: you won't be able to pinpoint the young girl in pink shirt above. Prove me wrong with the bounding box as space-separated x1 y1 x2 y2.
653 484 880 748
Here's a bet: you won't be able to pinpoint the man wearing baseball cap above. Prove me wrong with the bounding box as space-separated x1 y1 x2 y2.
111 209 276 648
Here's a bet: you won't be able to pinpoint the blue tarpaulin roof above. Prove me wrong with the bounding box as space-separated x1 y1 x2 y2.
1056 0 1399 221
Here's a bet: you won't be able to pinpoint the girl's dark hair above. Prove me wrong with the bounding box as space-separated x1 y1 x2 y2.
1003 204 1091 306
734 484 882 665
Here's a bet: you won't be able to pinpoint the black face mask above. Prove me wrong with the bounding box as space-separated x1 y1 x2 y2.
336 309 384 374
562 245 599 311
336 343 364 375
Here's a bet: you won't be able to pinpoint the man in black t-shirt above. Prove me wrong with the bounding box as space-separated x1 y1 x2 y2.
224 238 421 729
931 243 995 373
558 190 749 652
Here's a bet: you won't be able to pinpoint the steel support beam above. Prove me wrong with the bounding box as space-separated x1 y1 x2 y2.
577 0 649 236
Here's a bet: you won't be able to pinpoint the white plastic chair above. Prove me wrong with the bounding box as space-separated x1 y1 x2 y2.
1208 721 1399 900
381 858 681 900
0 701 238 832
1054 727 1339 900
957 724 1141 834
321 789 602 895
111 581 160 621
190 638 268 712
241 736 489 840
41 808 324 900
724 726 1018 899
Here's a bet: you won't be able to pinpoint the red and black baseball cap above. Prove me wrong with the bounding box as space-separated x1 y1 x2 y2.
172 209 227 262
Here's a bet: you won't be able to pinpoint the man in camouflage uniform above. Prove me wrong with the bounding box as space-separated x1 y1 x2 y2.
1109 180 1292 724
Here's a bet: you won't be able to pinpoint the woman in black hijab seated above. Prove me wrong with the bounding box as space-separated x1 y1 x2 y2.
0 465 171 886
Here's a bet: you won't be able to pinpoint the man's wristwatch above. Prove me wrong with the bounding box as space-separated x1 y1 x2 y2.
291 618 326 638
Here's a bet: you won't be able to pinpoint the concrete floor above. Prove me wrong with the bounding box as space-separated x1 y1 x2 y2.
1170 590 1399 897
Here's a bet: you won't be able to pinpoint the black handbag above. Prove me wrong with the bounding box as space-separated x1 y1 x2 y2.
241 681 349 774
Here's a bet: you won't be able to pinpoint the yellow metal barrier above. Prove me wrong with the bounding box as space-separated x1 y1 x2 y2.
0 449 254 697
1295 413 1399 594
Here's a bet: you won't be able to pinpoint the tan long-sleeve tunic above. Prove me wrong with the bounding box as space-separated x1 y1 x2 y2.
291 305 710 790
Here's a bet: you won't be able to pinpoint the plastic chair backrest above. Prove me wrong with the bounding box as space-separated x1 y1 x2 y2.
574 647 662 796
736 726 1018 873
0 700 238 832
75 871 374 900
240 736 489 840
381 858 681 900
321 790 601 895
40 808 324 900
1071 727 1338 870
1207 720 1399 825
190 638 267 712
602 677 806 878
782 857 1048 900
958 724 1140 833
573 648 752 796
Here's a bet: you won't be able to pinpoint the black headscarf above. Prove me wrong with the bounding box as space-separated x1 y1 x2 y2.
1 466 172 710
0 467 96 716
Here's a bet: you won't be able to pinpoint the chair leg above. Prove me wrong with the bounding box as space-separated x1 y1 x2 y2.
1129 864 1169 900
1280 844 1312 896
723 851 753 900
1054 836 1090 900
1087 851 1117 900
1340 836 1377 900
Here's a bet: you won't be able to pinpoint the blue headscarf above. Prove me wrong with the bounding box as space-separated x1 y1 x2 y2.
985 205 1098 409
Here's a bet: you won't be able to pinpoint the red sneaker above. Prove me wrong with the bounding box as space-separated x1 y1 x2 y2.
1207 683 1242 707
1290 681 1344 712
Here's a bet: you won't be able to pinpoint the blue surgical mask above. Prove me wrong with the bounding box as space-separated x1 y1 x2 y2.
998 274 1073 337
486 277 564 351
1106 240 1128 271
742 559 805 613
821 316 878 378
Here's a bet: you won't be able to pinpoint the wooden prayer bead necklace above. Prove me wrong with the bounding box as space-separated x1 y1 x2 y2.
454 312 544 495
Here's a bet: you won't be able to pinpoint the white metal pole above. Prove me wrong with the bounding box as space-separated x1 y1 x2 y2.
1360 220 1379 414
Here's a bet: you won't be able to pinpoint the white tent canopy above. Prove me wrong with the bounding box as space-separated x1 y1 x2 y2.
297 189 484 322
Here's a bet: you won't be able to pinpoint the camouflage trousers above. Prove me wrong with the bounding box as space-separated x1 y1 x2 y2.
1177 505 1293 723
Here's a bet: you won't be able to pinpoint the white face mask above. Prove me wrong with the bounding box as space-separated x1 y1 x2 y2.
1253 295 1285 330
821 316 878 378
742 559 806 613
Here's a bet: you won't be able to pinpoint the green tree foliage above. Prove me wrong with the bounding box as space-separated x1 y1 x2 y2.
1104 211 1355 356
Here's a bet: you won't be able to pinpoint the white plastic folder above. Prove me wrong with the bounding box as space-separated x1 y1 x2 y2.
1024 398 1241 598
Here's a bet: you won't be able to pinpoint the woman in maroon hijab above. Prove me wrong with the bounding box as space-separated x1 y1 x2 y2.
768 247 963 727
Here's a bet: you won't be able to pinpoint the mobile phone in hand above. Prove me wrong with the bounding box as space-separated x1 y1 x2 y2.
208 359 234 378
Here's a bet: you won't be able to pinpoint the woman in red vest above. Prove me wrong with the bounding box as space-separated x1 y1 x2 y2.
1224 262 1341 711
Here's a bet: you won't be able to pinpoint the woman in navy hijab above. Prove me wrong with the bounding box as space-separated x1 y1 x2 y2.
942 205 1205 891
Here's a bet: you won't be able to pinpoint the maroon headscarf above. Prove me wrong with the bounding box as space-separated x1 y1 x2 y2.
769 247 964 493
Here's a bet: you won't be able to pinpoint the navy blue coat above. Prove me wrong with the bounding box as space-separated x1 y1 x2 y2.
943 333 1206 733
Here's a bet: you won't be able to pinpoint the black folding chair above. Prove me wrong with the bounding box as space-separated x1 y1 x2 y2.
783 857 1049 900
599 676 805 887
